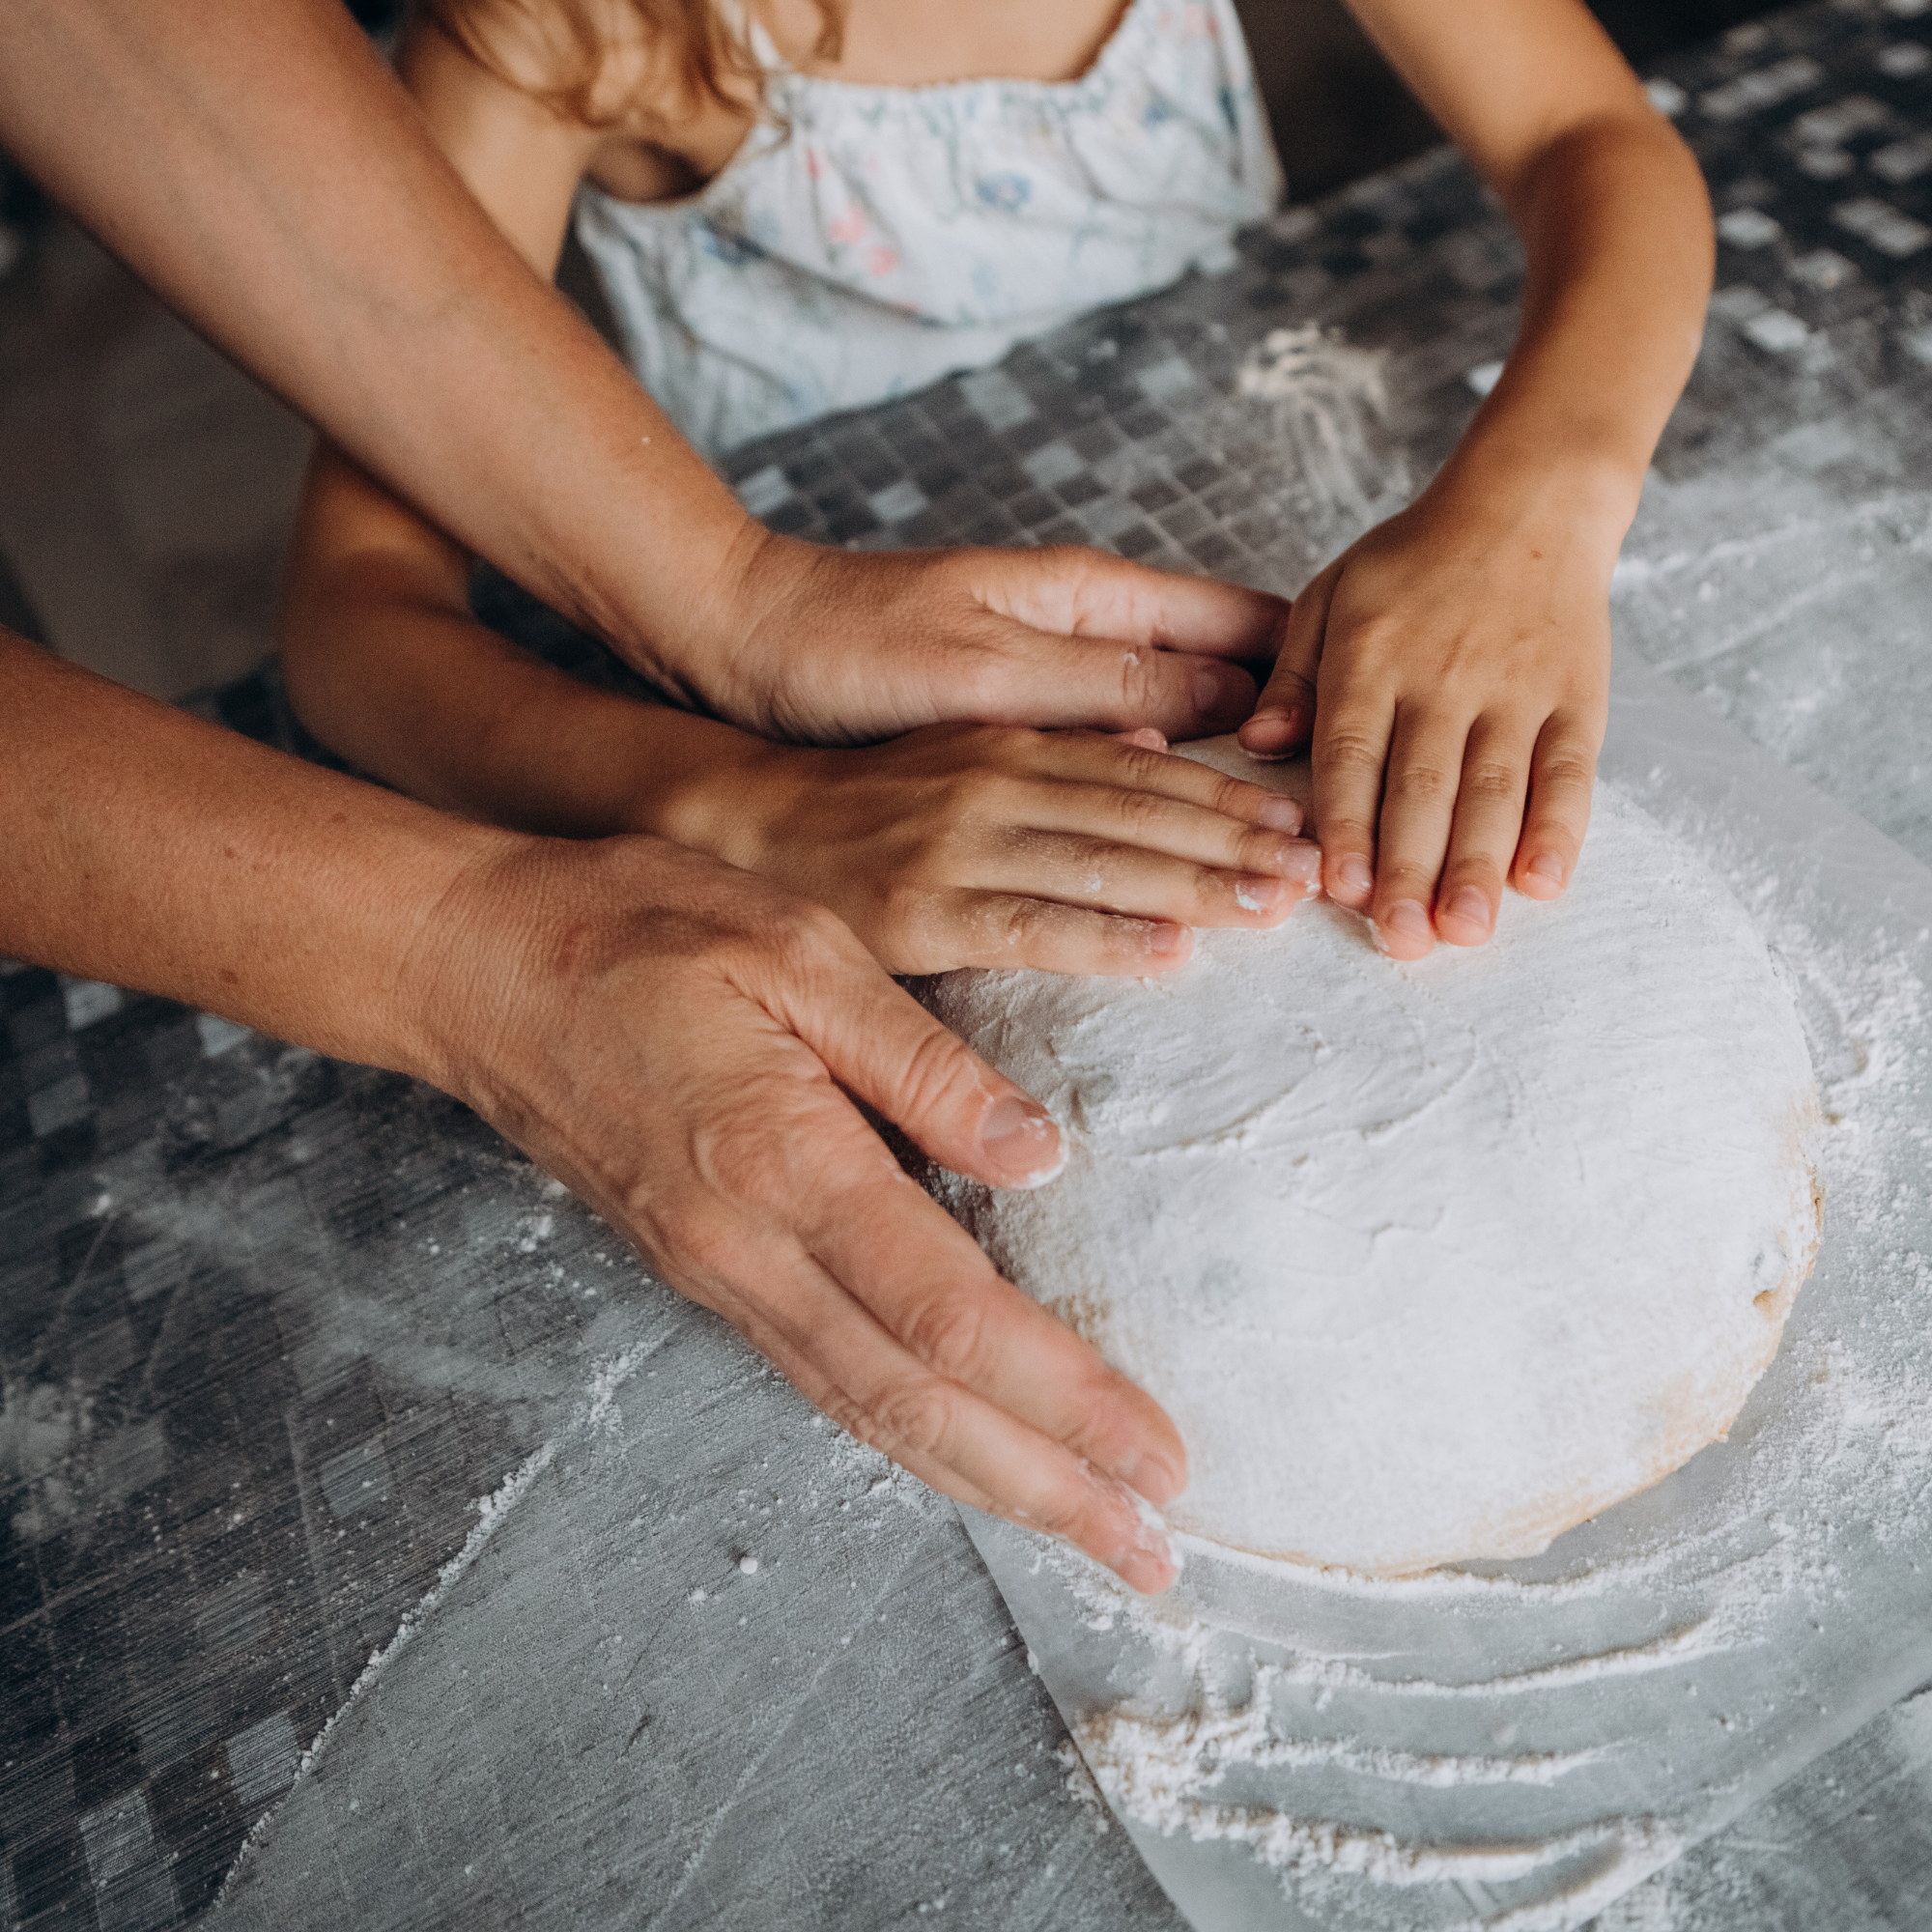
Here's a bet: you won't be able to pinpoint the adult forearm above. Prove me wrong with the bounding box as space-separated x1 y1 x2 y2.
0 0 748 674
0 631 514 1084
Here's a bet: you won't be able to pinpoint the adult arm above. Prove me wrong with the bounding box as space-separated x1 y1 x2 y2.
0 0 1276 743
1239 0 1712 954
0 630 1184 1591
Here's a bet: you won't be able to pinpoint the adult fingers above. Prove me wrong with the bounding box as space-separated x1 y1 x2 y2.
667 1063 1186 1575
1512 707 1604 900
962 624 1262 739
788 1135 1188 1505
1366 705 1472 960
948 547 1287 740
748 910 1072 1191
1432 721 1536 948
985 544 1289 661
724 1228 1180 1587
1239 560 1336 759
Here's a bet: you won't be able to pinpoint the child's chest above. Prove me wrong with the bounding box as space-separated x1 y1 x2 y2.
587 0 1133 204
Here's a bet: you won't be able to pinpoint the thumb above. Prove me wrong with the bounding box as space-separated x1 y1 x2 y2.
1238 561 1337 760
761 923 1065 1191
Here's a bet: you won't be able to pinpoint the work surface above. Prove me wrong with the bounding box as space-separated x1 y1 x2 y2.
6 2 1932 1925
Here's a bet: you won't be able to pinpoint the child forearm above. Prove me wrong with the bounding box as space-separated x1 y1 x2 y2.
280 447 765 846
1439 110 1713 531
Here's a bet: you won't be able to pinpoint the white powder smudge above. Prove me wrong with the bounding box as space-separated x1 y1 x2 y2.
1078 1671 1613 1793
1231 325 1409 535
214 1339 671 1901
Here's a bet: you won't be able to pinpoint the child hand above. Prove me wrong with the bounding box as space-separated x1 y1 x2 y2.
668 723 1321 976
1237 482 1613 960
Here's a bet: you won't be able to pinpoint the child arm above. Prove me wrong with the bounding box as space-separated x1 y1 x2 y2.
1238 0 1712 958
282 24 1318 976
281 445 1319 975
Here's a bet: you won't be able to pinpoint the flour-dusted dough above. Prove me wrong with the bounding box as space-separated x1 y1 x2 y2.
921 746 1823 1576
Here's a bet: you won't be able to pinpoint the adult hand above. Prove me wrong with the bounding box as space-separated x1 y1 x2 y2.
426 834 1188 1590
4 639 1183 1589
680 533 1289 747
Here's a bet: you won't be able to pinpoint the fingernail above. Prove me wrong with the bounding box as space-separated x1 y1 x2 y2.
1379 900 1432 945
1444 886 1492 935
1337 855 1374 899
1257 797 1303 835
1279 839 1321 887
980 1095 1064 1186
1237 707 1300 761
1529 851 1568 889
1146 921 1189 956
1108 1487 1184 1593
1193 664 1247 722
1114 1449 1185 1509
1115 1547 1179 1594
1235 876 1286 913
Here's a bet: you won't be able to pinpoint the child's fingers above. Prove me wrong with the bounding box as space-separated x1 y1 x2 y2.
1018 779 1308 880
1309 680 1396 917
985 830 1319 933
1040 729 1304 838
944 895 1200 976
1238 562 1337 760
1432 722 1536 948
1511 709 1603 900
1365 705 1470 960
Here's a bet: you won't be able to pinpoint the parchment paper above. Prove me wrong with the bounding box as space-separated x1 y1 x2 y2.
961 642 1932 1931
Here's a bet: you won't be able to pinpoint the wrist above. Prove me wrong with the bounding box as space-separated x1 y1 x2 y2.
573 484 776 710
1425 435 1642 561
611 709 802 876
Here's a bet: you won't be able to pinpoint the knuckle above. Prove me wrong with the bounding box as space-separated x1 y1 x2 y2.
1461 758 1523 808
643 1196 745 1297
1378 858 1442 896
1117 650 1163 716
767 896 851 965
1208 773 1255 819
1534 751 1599 796
1320 728 1388 780
867 1378 956 1463
895 1019 979 1120
1391 761 1455 805
899 1289 991 1383
1110 786 1169 838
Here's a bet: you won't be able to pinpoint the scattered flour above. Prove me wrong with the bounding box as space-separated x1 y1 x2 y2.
924 777 1822 1575
966 785 1932 1930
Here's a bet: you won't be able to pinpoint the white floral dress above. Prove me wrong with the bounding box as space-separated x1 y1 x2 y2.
573 0 1284 455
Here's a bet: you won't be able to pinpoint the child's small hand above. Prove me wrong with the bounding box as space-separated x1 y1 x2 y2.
670 724 1321 976
1237 481 1613 960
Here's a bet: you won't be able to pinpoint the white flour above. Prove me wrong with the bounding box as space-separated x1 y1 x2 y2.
958 775 1932 1930
924 773 1821 1575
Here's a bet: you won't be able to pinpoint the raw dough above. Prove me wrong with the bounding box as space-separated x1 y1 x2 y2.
921 744 1822 1575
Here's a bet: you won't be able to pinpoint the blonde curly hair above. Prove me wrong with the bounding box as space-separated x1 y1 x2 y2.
419 0 844 127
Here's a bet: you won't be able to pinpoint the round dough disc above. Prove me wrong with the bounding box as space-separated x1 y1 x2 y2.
921 750 1822 1576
